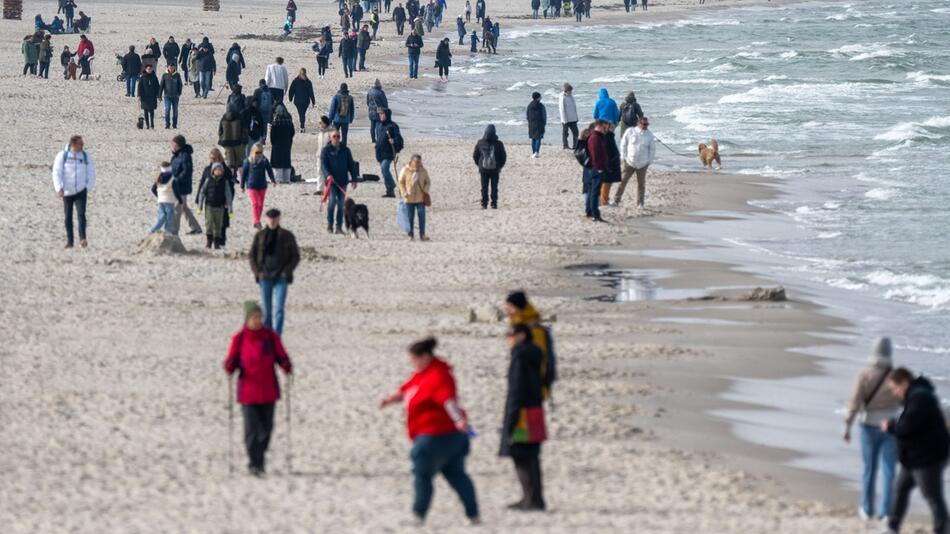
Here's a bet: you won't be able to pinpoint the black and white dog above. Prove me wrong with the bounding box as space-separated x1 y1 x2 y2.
344 198 370 239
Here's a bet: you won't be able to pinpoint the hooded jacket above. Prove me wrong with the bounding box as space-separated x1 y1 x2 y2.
269 108 296 169
592 88 620 125
329 86 355 124
218 112 246 147
162 40 180 63
436 41 452 67
620 126 656 170
499 339 545 457
888 377 950 468
223 325 292 405
473 125 507 173
366 82 388 121
509 303 556 400
52 145 96 196
137 71 161 110
374 115 402 162
196 39 215 72
171 143 194 195
196 164 234 210
620 92 644 127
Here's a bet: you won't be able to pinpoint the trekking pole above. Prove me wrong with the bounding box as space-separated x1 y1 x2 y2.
228 374 235 476
286 374 293 475
213 83 226 103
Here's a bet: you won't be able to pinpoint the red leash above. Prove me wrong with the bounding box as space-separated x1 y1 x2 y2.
319 176 349 212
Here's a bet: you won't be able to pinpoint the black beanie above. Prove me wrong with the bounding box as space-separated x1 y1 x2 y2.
505 291 528 310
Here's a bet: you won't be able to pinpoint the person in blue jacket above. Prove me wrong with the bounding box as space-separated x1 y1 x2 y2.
328 83 356 147
320 130 359 234
592 88 620 126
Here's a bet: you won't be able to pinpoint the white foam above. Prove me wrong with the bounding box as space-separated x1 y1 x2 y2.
817 232 843 239
864 188 898 200
874 116 950 142
826 277 865 290
906 71 950 84
718 83 865 105
779 51 799 59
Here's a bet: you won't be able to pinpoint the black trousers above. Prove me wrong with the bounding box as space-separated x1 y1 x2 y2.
39 61 50 78
269 88 285 106
143 109 155 129
480 172 499 208
242 403 275 471
438 65 449 77
396 21 405 35
511 444 544 508
889 462 949 533
296 103 308 130
562 121 578 149
317 56 328 76
63 189 88 246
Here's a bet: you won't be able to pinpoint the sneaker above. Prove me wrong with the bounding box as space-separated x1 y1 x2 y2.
65 242 74 249
859 508 870 521
79 239 88 248
382 191 396 198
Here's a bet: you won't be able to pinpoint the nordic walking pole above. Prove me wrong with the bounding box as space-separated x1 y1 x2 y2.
286 373 293 475
228 374 235 476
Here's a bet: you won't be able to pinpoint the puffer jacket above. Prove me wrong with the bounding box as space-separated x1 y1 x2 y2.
171 143 194 195
241 156 275 190
218 112 246 147
223 326 292 405
888 377 950 468
397 165 431 204
196 166 234 210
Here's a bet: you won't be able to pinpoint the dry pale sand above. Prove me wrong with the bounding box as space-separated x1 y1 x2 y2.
0 0 927 532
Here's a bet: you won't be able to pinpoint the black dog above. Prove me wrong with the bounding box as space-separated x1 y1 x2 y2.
344 198 370 239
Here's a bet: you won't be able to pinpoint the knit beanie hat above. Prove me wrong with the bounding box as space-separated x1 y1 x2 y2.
505 291 528 310
870 337 893 366
244 300 262 321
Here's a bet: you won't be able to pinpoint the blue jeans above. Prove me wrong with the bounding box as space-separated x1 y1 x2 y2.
585 170 604 219
327 186 345 230
333 122 349 147
126 74 138 97
358 48 367 70
408 53 420 78
532 8 538 18
163 96 179 128
410 432 479 519
531 138 542 154
860 424 897 518
407 202 426 237
199 70 213 97
370 119 379 143
259 277 289 335
380 159 395 192
149 203 176 233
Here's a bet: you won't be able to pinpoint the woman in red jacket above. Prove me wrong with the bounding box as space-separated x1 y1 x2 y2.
379 337 480 525
223 301 292 477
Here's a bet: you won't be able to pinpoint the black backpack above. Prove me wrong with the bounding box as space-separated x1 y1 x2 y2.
388 124 404 154
479 143 497 171
573 137 591 168
622 102 642 127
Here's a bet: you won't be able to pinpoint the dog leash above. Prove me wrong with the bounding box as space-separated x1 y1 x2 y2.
319 176 349 212
655 137 696 159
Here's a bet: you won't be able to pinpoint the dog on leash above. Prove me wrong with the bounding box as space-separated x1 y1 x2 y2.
343 198 370 239
698 139 721 170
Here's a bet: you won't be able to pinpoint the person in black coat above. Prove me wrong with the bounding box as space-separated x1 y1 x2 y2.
225 43 245 89
162 37 180 67
526 92 547 158
269 105 296 183
374 108 402 197
393 3 407 35
472 124 507 209
436 38 452 82
137 64 161 129
500 324 546 511
288 68 316 132
883 369 950 534
122 46 142 97
145 38 161 61
600 125 622 205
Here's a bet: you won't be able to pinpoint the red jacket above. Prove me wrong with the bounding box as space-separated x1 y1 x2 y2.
587 129 608 172
77 39 94 58
400 357 463 440
223 326 292 405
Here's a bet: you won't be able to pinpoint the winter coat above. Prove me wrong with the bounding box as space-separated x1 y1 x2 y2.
414 18 425 36
145 42 161 59
374 119 401 162
265 63 289 90
288 77 315 109
592 88 620 124
473 125 507 173
196 41 215 72
320 143 358 185
269 116 295 169
397 165 431 204
227 45 246 69
558 92 578 124
196 166 234 210
620 126 656 170
845 364 901 429
22 41 39 64
329 91 355 124
406 34 424 55
254 86 275 123
526 100 547 139
499 340 545 457
366 86 388 121
620 96 644 128
227 93 247 115
178 43 192 67
159 72 183 98
394 6 407 22
357 30 371 50
137 72 161 110
122 51 142 75
218 112 246 147
226 60 241 85
249 226 301 283
171 143 195 195
76 38 93 59
38 40 52 63
888 377 950 468
162 41 180 64
52 146 96 196
339 36 357 59
60 49 75 67
587 129 608 173
604 131 621 184
223 325 292 405
436 42 452 67
241 156 275 190
243 106 266 140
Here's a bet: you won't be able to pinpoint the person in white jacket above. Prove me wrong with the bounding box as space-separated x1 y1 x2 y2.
52 135 96 248
616 116 655 208
264 57 290 106
558 82 579 149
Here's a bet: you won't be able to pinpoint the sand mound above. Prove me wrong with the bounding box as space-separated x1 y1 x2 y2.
744 286 787 301
134 233 188 256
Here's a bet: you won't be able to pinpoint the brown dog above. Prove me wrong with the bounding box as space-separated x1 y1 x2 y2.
698 139 721 170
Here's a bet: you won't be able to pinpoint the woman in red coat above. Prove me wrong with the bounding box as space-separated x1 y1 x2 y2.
223 301 292 477
379 337 480 525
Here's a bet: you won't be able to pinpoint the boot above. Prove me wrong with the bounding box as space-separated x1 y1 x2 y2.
205 234 213 249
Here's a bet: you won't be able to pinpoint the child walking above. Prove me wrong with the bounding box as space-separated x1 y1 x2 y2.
149 162 178 234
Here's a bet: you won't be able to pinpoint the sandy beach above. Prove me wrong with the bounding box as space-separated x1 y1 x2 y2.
0 0 933 532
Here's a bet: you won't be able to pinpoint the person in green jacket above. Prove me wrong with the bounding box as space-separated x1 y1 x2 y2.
22 36 39 76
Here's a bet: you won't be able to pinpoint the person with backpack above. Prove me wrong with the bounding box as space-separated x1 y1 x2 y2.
288 68 315 132
149 161 178 234
328 83 355 147
367 79 389 143
159 64 183 130
501 323 548 511
122 46 142 97
218 110 247 177
170 135 202 235
243 99 267 160
248 209 300 335
223 300 293 477
882 367 950 534
137 64 161 130
241 144 277 229
843 337 901 522
254 79 275 141
619 91 644 137
405 29 424 79
378 337 480 526
53 135 96 249
375 108 403 198
615 116 655 208
526 92 547 158
558 83 578 150
472 124 507 209
320 129 359 234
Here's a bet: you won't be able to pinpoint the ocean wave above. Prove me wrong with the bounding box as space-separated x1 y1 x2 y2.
865 270 950 310
829 43 904 61
817 232 843 239
864 188 899 201
906 71 950 85
670 105 714 132
897 344 950 355
874 116 950 142
718 83 865 104
505 81 538 91
826 277 866 290
668 56 702 65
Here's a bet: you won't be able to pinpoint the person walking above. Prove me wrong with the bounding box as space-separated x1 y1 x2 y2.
179 39 193 83
378 337 480 526
339 31 357 79
241 144 277 229
559 83 579 149
159 64 183 130
228 83 248 115
472 124 507 209
53 135 96 249
269 105 296 184
196 157 234 249
188 48 201 98
122 46 142 97
436 38 452 82
526 92 547 158
170 135 202 235
162 36 180 67
197 149 237 247
465 0 472 20
619 91 644 136
367 79 389 144
243 99 267 160
615 116 655 208
265 57 289 105
500 324 548 511
457 16 466 45
370 10 381 40
328 83 355 147
254 80 275 140
22 36 39 76
397 154 431 241
196 37 215 98
38 35 53 79
882 368 950 534
357 25 371 71
248 209 300 335
842 337 901 522
223 300 293 477
585 120 609 222
320 129 359 234
218 110 247 177
286 0 298 23
315 36 332 79
288 69 315 132
226 43 246 90
405 29 424 79
137 64 161 130
592 87 620 125
374 108 403 197
394 3 408 35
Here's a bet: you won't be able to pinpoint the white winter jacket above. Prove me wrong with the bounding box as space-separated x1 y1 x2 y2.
558 93 578 124
264 64 289 91
620 126 656 170
52 146 96 196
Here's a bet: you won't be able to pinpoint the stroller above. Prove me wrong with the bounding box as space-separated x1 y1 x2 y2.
115 54 126 81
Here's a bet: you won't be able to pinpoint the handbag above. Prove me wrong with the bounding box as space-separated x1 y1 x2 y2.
511 406 547 444
423 192 431 207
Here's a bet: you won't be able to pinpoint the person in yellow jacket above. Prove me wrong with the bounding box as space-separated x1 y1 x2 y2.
504 291 557 400
397 154 431 241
